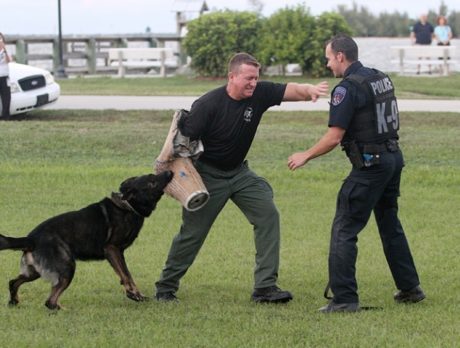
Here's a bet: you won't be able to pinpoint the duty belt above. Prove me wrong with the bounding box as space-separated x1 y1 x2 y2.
342 139 400 169
359 139 399 153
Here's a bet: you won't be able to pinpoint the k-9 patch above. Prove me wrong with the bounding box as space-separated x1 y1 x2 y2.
331 86 347 106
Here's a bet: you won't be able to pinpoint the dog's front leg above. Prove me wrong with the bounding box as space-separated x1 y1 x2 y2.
104 245 148 302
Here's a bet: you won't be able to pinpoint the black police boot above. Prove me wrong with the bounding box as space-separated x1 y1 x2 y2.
394 285 425 303
251 286 293 303
155 291 179 303
318 301 360 313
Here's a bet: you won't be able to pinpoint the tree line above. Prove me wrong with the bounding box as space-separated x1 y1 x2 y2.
337 2 459 37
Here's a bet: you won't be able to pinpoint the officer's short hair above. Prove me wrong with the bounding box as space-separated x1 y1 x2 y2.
328 34 359 62
228 52 260 73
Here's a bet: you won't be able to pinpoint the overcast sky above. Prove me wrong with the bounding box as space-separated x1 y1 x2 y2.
3 0 458 35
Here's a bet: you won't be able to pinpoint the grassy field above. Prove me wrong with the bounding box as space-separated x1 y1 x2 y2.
56 73 460 99
0 109 459 347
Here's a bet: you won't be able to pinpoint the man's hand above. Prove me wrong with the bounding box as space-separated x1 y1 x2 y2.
283 81 329 102
308 81 329 102
287 127 345 171
288 152 309 171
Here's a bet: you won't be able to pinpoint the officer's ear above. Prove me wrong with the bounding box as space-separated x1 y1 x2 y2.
336 51 345 62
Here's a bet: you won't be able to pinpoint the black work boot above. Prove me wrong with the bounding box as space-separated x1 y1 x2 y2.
155 291 179 303
251 286 293 303
394 285 425 303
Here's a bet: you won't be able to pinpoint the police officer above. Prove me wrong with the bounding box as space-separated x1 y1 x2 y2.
288 34 425 313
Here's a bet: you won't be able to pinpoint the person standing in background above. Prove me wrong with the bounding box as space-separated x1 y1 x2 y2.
434 15 452 46
434 15 453 74
411 13 434 45
0 32 12 120
410 14 434 74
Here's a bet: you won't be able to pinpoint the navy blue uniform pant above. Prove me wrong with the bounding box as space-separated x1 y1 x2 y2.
329 150 420 303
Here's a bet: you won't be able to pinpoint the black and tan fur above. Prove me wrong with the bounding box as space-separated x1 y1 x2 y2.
0 172 173 310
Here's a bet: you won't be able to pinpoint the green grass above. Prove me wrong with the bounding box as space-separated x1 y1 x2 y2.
0 110 459 347
57 73 460 99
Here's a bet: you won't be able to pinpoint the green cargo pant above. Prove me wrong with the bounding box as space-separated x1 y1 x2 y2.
155 160 280 293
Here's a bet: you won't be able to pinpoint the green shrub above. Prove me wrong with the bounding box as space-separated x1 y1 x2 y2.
310 12 353 77
256 6 316 74
183 8 352 77
183 11 261 77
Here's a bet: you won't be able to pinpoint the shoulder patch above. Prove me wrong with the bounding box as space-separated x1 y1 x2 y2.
331 86 347 106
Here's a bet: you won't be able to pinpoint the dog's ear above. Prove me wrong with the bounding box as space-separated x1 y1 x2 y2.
120 177 136 200
121 190 134 201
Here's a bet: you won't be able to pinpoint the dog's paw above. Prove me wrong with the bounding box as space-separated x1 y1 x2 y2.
45 300 61 310
8 299 19 307
126 291 148 302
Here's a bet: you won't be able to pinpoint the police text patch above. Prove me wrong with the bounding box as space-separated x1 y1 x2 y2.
331 86 347 106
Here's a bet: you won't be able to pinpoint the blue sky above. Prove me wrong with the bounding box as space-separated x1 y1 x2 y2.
3 0 458 35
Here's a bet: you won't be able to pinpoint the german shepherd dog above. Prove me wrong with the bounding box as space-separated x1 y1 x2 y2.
0 172 173 310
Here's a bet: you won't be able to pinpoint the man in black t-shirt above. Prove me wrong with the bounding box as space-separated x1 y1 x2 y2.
155 52 328 303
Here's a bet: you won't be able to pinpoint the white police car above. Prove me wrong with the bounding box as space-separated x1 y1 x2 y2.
2 62 60 116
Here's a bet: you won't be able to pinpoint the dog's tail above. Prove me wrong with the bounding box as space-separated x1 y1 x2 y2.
0 234 34 251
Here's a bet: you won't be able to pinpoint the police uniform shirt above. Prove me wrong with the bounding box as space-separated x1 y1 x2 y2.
328 61 373 131
329 61 400 145
179 81 286 170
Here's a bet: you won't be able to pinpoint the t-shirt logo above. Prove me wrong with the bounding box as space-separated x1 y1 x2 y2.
243 107 253 122
331 86 347 106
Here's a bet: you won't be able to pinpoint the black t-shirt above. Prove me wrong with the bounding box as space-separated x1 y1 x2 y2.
179 81 286 170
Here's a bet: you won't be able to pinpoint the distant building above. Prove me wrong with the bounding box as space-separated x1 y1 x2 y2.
172 0 209 36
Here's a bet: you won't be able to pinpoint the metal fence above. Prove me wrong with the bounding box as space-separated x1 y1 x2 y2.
5 33 183 75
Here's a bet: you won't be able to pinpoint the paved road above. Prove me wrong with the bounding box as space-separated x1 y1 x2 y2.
48 95 460 112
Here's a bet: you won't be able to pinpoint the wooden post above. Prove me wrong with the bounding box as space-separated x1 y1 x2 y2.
442 47 449 76
52 38 60 74
116 38 129 48
86 38 97 74
148 37 157 48
14 39 27 64
398 48 404 75
160 49 166 77
117 50 125 78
